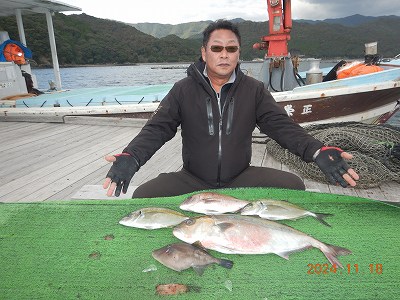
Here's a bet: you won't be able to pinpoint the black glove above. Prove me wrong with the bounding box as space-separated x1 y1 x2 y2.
106 153 139 196
314 146 350 188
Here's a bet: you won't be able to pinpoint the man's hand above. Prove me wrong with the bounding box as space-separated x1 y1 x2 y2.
314 146 359 188
103 153 139 197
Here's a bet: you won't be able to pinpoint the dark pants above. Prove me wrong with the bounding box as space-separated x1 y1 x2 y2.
132 166 305 198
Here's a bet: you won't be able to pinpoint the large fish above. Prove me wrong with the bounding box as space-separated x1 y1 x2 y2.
240 200 333 227
152 242 233 275
180 192 250 214
173 214 351 268
119 207 188 229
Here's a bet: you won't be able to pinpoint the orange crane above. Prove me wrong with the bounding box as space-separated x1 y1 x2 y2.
253 0 292 57
253 0 303 91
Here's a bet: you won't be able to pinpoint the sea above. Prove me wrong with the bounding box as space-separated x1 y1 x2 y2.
30 61 399 126
31 60 338 90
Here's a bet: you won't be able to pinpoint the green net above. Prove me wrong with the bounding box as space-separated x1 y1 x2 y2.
255 122 400 188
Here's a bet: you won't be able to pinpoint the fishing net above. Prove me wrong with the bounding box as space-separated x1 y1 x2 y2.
254 122 400 188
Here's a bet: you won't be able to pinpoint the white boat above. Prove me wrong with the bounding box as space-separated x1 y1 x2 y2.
1 0 399 125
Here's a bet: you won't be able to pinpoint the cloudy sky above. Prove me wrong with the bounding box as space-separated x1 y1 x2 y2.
61 0 400 25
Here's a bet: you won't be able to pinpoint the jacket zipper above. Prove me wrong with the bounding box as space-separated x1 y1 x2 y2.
217 92 223 186
206 97 214 135
192 64 237 186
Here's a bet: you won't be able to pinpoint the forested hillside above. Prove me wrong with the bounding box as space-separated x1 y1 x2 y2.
0 13 200 66
0 13 399 66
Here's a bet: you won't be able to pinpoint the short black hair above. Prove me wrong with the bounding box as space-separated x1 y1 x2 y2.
202 19 241 47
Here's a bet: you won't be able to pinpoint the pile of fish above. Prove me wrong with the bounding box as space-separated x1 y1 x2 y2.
119 192 351 275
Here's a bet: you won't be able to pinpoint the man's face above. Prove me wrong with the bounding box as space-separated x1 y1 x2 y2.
201 29 240 80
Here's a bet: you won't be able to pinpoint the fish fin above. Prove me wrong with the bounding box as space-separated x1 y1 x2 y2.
321 243 352 269
219 258 234 269
192 241 208 251
238 202 252 213
275 251 291 260
192 265 206 276
312 212 334 227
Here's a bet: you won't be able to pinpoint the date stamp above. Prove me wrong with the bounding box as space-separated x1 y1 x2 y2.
307 263 383 275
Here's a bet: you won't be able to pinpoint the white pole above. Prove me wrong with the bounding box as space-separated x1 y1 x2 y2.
15 8 34 83
45 10 62 90
15 9 27 45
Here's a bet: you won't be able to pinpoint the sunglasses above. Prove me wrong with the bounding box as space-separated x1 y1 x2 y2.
209 45 240 53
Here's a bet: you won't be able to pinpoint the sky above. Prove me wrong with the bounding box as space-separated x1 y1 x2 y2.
61 0 400 25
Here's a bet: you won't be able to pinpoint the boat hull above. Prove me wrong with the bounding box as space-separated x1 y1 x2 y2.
275 86 400 125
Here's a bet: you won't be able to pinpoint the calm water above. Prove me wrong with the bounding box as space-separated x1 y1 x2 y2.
30 61 399 125
31 61 337 90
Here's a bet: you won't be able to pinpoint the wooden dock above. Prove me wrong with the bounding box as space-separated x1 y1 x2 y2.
0 119 399 204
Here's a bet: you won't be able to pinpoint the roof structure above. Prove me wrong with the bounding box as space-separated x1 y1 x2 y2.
0 0 81 17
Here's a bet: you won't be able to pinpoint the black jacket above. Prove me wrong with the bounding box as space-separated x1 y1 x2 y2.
124 60 323 187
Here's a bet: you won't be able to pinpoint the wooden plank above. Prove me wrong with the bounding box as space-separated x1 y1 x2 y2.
0 121 39 133
262 150 282 169
49 131 183 201
47 164 113 200
1 121 400 203
17 153 127 202
0 124 102 169
0 126 137 202
328 185 359 197
251 142 267 167
304 179 331 193
0 122 52 143
70 184 138 200
0 123 83 152
0 125 129 184
377 182 400 202
355 186 389 202
64 116 148 127
25 134 183 202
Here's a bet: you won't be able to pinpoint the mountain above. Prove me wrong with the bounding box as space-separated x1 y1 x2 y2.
131 18 246 39
130 21 212 39
0 13 200 65
296 14 377 26
0 13 399 66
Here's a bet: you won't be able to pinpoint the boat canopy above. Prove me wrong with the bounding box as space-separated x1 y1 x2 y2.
0 0 81 17
0 1 81 90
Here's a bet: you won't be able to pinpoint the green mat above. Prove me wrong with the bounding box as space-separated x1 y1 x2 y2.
0 188 399 300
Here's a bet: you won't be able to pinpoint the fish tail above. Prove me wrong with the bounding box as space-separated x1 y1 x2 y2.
219 258 234 269
321 243 352 269
313 213 334 227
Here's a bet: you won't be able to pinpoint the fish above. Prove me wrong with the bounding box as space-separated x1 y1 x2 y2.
180 192 250 214
240 200 333 227
173 214 351 268
118 207 188 229
152 242 234 275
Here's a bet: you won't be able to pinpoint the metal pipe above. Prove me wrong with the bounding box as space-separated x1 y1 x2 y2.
15 9 27 45
45 10 62 90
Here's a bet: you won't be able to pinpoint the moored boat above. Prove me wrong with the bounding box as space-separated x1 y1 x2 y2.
0 0 399 126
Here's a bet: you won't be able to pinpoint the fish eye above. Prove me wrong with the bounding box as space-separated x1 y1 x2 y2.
184 219 195 226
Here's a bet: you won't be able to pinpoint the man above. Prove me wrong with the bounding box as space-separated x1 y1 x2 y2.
103 20 359 198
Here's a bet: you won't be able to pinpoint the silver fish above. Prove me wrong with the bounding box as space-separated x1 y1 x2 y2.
240 200 333 227
180 192 250 214
119 207 188 229
173 214 351 268
152 242 233 275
